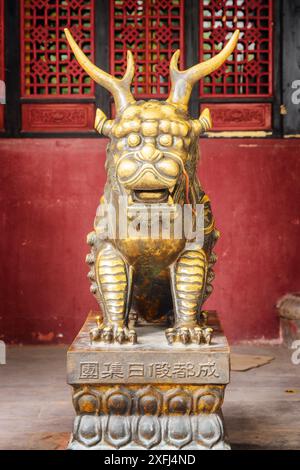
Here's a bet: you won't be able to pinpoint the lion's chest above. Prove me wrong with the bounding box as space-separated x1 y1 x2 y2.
114 237 185 277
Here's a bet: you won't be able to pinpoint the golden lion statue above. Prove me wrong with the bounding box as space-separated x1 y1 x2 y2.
65 28 239 346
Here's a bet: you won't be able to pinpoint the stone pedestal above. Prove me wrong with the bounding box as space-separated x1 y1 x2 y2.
67 311 230 450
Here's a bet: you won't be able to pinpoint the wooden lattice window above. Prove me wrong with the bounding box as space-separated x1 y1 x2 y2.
0 0 284 137
200 0 273 97
21 0 95 97
20 0 95 132
198 0 273 131
110 0 184 99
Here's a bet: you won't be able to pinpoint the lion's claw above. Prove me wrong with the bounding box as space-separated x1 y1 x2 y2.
89 324 137 344
165 325 213 345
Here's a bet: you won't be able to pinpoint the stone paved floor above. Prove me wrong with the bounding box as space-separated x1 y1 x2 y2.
0 344 299 450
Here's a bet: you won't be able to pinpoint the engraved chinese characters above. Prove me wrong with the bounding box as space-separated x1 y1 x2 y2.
79 360 220 381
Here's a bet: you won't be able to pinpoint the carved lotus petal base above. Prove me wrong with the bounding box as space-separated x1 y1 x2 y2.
68 384 229 450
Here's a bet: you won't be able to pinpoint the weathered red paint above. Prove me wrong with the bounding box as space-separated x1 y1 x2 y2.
0 138 299 344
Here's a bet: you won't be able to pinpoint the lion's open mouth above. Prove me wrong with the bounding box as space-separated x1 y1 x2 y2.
132 189 169 203
128 182 184 205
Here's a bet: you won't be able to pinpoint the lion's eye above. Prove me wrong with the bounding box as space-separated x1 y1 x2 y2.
158 134 173 147
127 133 141 147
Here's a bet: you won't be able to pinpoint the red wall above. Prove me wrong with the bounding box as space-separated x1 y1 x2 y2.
1 138 299 344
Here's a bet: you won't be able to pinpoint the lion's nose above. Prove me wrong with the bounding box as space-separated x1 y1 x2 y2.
139 144 162 162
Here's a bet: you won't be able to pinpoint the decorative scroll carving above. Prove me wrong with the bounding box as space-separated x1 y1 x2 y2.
69 384 228 450
200 103 272 131
22 103 95 131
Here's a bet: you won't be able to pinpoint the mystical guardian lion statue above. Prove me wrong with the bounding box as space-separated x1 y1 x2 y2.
65 28 239 346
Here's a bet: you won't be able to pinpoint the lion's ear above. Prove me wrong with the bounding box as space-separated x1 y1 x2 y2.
94 108 114 136
191 108 212 136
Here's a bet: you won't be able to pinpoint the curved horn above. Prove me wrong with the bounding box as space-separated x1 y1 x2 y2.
64 28 135 115
167 30 239 110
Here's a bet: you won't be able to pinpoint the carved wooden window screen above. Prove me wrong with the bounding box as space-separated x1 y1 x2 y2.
110 0 184 99
199 0 273 98
20 0 95 98
0 0 281 136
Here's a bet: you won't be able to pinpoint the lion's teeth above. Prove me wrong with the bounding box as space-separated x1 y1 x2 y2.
128 195 133 205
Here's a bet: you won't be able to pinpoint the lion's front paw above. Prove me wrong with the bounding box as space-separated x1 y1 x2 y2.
90 324 137 345
165 325 213 345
